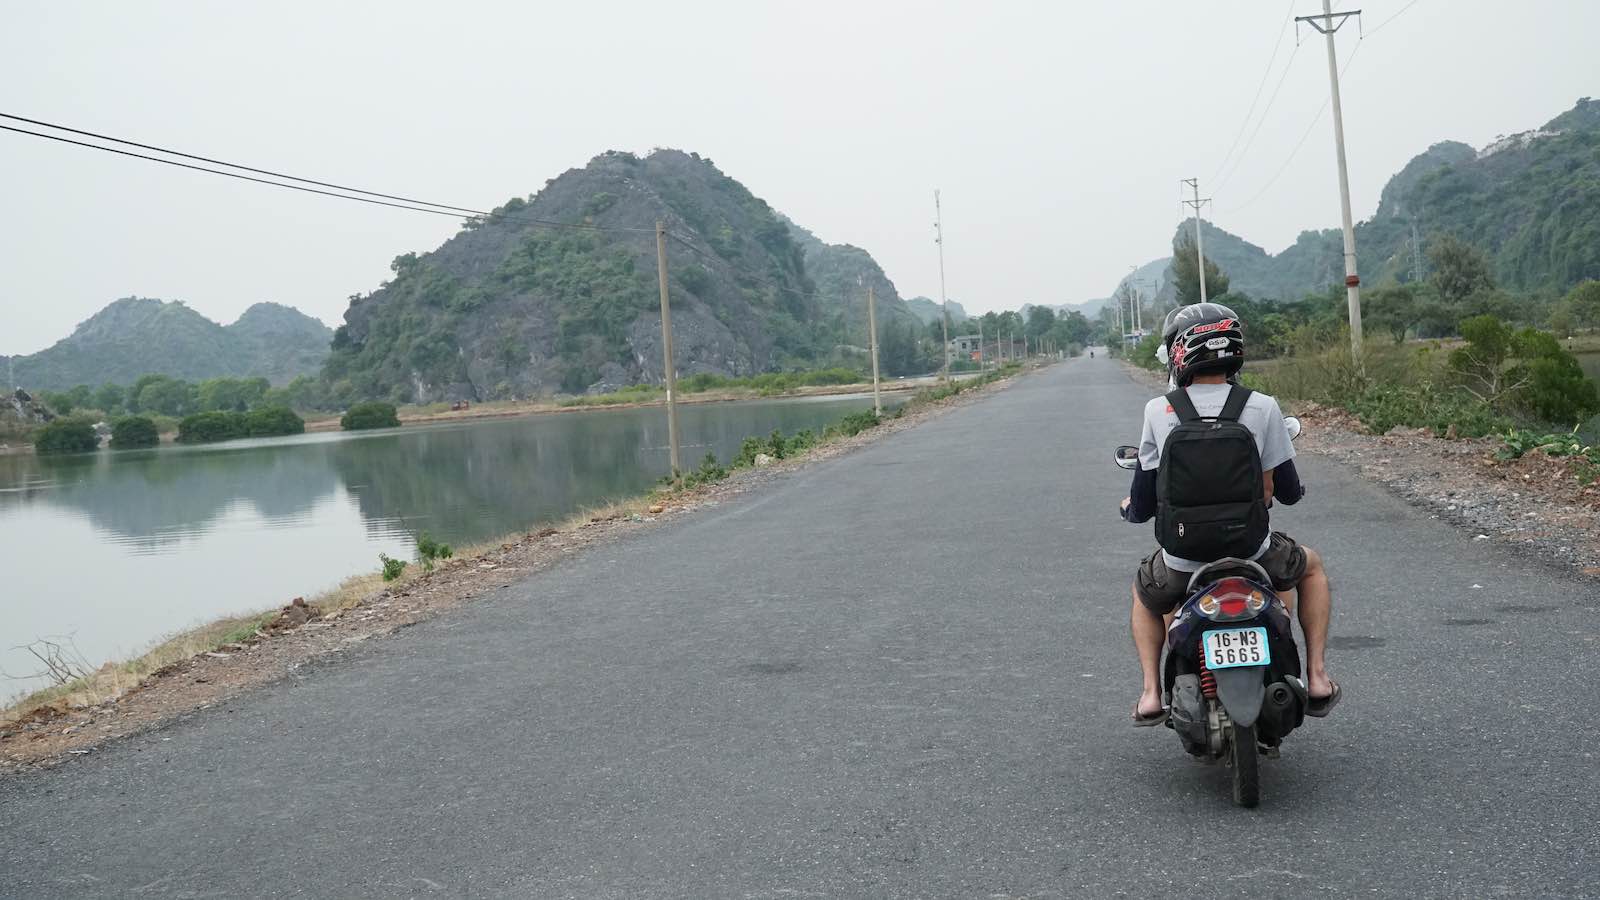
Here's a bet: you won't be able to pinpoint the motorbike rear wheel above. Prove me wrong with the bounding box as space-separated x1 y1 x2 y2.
1230 722 1260 808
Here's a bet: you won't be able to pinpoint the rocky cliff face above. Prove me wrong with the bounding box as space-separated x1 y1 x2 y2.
322 150 878 402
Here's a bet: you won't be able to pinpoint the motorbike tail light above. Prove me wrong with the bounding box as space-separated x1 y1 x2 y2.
1199 577 1265 621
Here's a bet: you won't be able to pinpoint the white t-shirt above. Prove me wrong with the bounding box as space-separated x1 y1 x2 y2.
1137 383 1295 572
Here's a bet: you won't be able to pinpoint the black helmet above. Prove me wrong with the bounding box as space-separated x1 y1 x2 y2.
1162 302 1244 386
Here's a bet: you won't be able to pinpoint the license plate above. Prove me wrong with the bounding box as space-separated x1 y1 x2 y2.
1203 627 1271 669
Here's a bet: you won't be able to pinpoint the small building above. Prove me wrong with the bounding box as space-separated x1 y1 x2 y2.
948 335 982 356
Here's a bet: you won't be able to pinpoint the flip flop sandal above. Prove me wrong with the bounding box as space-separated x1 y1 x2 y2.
1132 703 1169 727
1305 681 1342 718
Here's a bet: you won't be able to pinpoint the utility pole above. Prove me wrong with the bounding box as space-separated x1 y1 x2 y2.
978 318 985 369
1299 1 1365 364
653 221 682 474
866 282 882 417
1411 218 1424 284
934 190 950 380
1181 178 1211 304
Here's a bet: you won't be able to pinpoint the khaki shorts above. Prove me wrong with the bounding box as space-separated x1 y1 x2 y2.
1135 531 1308 616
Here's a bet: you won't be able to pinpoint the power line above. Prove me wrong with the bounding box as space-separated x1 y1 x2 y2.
0 114 655 234
0 111 487 216
1208 0 1299 185
665 232 830 302
1213 40 1304 193
1224 37 1363 214
1365 0 1423 36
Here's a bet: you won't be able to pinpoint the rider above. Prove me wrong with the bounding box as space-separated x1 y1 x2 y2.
1120 302 1339 725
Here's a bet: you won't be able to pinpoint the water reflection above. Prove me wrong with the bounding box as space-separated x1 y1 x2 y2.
0 396 892 697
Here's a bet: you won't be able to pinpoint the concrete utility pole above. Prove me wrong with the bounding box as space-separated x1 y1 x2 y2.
978 318 985 369
653 220 682 474
934 190 951 380
1411 218 1424 284
1299 0 1365 364
1181 178 1211 304
866 282 882 417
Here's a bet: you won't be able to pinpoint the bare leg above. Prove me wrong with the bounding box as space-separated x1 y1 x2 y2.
1130 585 1165 717
1295 547 1334 698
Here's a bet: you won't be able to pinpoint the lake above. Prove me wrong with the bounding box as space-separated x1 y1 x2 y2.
0 394 895 697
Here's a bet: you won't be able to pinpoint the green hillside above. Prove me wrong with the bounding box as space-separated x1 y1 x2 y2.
1145 97 1600 304
322 150 929 403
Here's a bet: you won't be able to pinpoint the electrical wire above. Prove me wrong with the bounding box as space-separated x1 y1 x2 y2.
1224 38 1363 214
1365 0 1423 37
1213 40 1304 194
0 111 487 216
0 114 656 234
1208 0 1299 186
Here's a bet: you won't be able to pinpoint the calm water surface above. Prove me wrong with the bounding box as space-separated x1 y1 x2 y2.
0 395 895 696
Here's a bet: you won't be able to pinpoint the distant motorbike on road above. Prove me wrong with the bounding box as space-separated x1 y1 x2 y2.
1113 416 1307 808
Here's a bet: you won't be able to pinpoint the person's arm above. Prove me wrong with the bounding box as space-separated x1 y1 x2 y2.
1122 466 1158 522
1272 459 1304 505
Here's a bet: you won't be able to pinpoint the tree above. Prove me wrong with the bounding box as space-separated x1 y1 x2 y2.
1561 280 1600 330
110 416 159 448
1172 232 1230 305
1427 234 1495 305
1364 284 1421 344
197 376 270 412
92 383 126 414
34 419 99 454
1025 305 1057 339
133 376 196 416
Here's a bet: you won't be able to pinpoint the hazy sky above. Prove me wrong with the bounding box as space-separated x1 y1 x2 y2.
2 1 1595 355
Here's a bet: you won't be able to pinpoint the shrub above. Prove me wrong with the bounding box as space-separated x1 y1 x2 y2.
1517 350 1599 426
341 402 401 430
244 405 305 437
827 410 881 438
177 410 247 443
767 428 787 459
379 553 407 581
415 533 453 571
33 419 99 454
109 416 159 449
734 436 768 467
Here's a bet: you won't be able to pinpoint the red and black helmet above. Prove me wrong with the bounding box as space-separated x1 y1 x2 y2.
1162 302 1245 386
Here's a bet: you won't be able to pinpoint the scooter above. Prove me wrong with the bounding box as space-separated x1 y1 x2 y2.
1113 417 1306 808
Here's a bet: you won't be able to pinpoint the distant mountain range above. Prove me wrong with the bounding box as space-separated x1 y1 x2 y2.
1112 97 1600 305
3 298 332 391
904 297 969 325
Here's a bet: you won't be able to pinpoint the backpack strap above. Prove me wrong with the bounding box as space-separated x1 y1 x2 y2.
1165 389 1201 424
1218 385 1254 422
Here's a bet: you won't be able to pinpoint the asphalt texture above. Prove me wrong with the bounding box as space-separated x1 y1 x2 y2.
3 356 1598 899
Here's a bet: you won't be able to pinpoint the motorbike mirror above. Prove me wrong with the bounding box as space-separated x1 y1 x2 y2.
1114 445 1140 470
1284 416 1302 441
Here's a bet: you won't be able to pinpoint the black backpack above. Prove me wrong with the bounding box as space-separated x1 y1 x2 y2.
1155 385 1268 561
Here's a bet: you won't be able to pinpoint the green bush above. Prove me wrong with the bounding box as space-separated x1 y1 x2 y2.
826 410 881 438
415 533 453 571
1519 352 1599 425
341 402 401 430
1346 386 1510 438
177 410 247 443
379 553 407 581
33 419 99 454
243 405 306 437
109 416 159 449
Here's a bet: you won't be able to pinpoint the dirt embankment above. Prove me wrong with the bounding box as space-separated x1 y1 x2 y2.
0 367 1034 773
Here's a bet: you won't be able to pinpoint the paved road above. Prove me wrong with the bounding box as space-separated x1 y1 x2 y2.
3 357 1598 898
